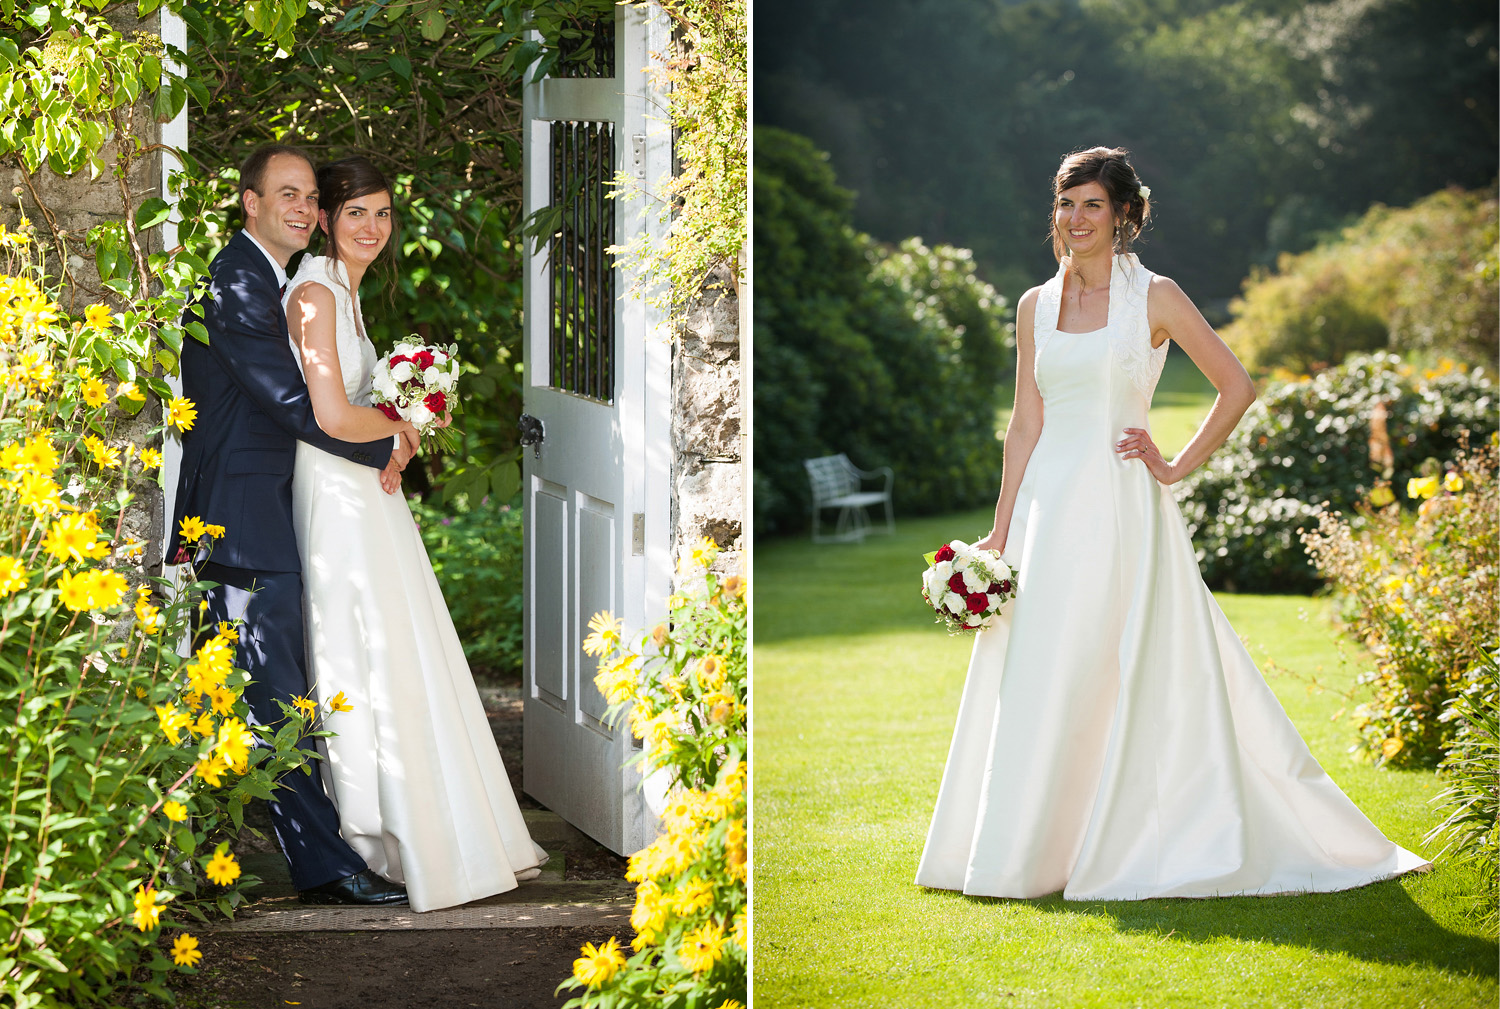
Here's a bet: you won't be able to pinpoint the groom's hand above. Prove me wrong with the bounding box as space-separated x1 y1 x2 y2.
379 457 403 494
399 427 421 457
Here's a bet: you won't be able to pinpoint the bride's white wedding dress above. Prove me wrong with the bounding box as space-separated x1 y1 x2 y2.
915 252 1429 900
284 255 546 913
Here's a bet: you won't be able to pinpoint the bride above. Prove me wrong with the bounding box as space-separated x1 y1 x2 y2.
282 155 546 913
915 146 1430 900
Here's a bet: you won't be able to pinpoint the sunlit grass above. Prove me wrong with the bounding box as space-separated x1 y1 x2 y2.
750 510 1497 1009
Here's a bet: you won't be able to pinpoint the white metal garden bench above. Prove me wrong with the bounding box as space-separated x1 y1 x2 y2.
804 453 895 543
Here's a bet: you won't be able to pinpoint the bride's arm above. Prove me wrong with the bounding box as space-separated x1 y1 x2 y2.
973 286 1045 555
287 281 416 443
1123 276 1256 484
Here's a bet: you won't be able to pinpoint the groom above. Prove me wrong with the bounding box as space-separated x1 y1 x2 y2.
169 143 415 905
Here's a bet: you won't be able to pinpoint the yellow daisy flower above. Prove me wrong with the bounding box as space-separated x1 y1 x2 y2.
0 556 26 595
80 377 108 407
582 611 622 657
327 690 353 713
162 801 188 823
677 922 726 974
115 380 145 403
138 446 162 469
131 884 165 932
84 303 113 330
170 932 202 967
204 848 241 887
572 937 625 988
166 396 197 432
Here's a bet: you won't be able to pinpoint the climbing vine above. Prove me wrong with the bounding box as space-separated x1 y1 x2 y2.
610 0 747 308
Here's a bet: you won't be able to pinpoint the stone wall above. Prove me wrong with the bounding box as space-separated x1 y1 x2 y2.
671 258 742 578
0 10 169 569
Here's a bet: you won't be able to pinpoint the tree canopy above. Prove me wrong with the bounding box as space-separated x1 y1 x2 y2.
755 0 1498 303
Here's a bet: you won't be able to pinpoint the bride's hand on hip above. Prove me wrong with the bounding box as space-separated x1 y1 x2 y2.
1116 427 1180 484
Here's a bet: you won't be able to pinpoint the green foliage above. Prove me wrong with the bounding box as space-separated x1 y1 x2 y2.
0 250 331 1008
1178 353 1498 593
756 0 1497 302
410 492 523 683
1301 436 1497 773
560 542 746 1008
607 0 747 309
1424 654 1499 935
1225 186 1500 373
192 0 615 505
754 127 1010 536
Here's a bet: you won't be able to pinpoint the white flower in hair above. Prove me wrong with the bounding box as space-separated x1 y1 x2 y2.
1138 184 1151 200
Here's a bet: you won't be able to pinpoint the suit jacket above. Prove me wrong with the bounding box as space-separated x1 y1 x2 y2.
169 230 393 572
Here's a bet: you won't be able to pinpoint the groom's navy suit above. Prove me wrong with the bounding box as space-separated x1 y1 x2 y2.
170 230 393 890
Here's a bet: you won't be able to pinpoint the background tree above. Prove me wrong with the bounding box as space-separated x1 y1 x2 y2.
755 0 1497 306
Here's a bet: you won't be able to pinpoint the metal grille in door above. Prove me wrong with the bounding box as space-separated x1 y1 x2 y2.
549 120 616 403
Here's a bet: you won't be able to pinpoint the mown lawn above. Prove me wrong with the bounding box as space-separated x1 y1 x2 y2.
750 509 1498 1009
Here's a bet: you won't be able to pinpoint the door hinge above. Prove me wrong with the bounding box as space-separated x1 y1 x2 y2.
631 512 645 556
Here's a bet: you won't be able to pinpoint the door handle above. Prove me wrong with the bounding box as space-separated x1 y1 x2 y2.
518 413 545 459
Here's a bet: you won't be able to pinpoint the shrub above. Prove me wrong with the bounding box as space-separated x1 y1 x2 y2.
1423 653 1498 935
0 254 325 1007
1224 185 1499 373
410 492 523 684
753 127 1009 536
1301 435 1497 768
1178 352 1497 592
559 539 746 1009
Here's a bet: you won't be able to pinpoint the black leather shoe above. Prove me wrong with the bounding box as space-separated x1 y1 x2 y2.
298 869 409 906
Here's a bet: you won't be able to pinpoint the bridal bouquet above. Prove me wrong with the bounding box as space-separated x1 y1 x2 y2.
920 540 1017 633
372 339 460 452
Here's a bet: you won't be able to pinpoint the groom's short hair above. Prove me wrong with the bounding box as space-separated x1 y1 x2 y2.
239 143 316 205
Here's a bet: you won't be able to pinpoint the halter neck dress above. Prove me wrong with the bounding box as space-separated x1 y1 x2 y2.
915 253 1429 900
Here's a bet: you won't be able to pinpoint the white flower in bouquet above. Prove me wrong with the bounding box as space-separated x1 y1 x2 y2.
390 360 415 383
408 401 434 427
932 559 953 582
373 368 398 400
962 567 989 594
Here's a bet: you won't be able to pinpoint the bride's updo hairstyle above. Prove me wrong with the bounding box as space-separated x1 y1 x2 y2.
315 156 400 288
1050 146 1152 262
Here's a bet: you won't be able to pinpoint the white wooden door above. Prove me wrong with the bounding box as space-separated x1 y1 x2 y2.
521 5 671 856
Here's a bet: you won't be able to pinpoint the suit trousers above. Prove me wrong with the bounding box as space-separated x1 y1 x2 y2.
198 561 367 891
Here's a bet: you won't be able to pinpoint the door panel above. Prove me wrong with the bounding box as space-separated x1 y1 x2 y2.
521 4 670 856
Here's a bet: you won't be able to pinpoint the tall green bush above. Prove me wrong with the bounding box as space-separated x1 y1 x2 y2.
410 493 524 684
753 127 1010 536
1178 352 1497 593
1224 186 1499 373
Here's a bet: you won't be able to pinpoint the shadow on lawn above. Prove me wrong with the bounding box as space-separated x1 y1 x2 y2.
965 874 1497 977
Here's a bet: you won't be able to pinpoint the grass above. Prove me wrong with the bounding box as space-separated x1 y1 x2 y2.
750 510 1498 1008
995 345 1217 457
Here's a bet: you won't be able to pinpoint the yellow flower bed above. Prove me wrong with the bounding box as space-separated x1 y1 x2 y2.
0 256 345 1007
559 539 747 1009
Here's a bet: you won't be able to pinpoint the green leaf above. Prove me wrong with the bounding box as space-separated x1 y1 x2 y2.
387 55 411 81
135 198 172 231
492 459 520 502
418 9 447 41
